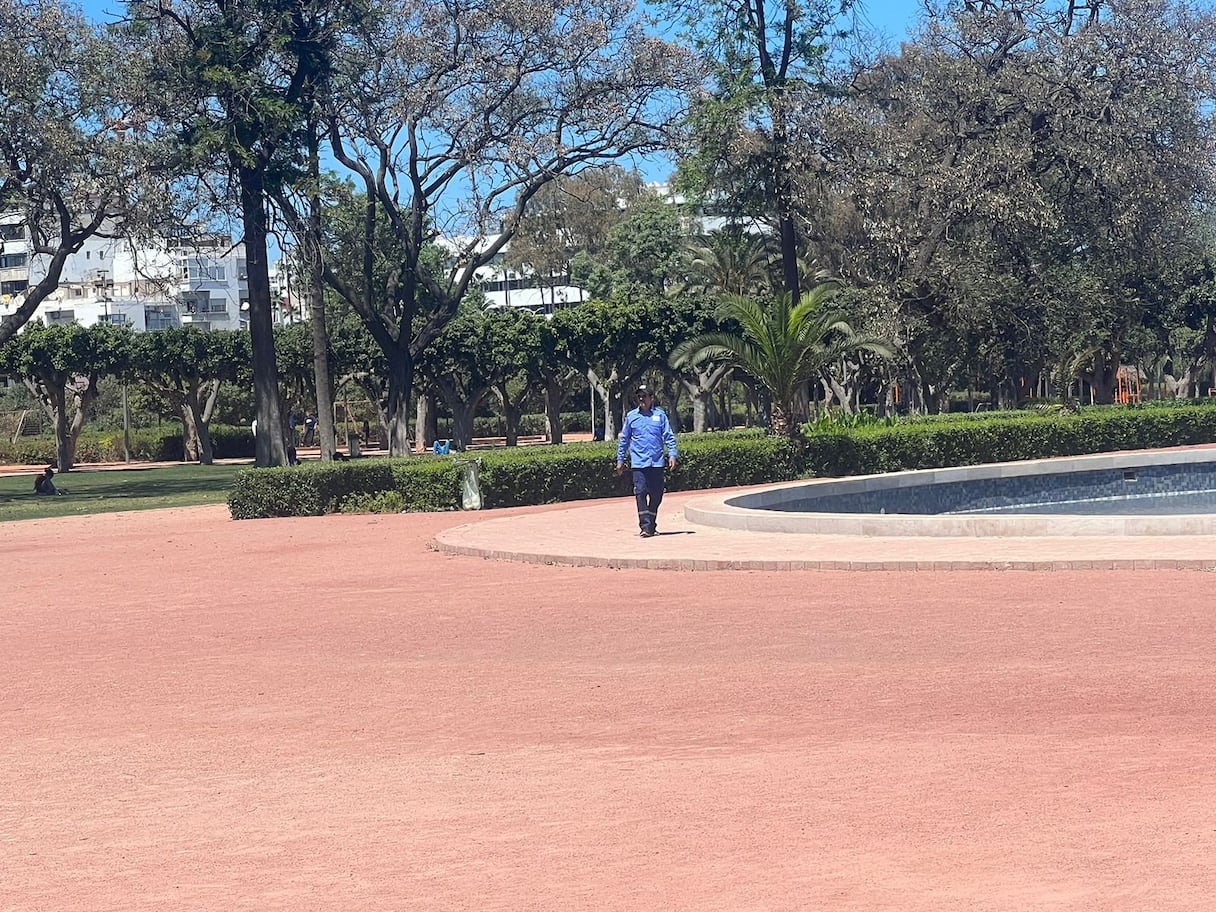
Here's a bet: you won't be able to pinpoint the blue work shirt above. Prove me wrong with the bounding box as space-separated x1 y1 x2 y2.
617 405 678 468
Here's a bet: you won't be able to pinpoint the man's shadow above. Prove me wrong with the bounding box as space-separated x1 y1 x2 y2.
656 530 696 536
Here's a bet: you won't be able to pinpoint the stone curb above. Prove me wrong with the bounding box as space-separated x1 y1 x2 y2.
430 537 1216 572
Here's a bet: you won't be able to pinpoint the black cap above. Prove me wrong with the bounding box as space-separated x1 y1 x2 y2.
636 384 653 397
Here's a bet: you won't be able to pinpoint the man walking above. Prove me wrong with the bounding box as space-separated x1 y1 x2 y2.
616 384 678 537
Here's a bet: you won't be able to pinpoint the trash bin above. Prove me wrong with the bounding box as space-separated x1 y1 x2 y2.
457 459 482 510
348 433 361 458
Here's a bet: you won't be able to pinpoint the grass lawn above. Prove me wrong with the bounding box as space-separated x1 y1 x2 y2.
0 463 247 522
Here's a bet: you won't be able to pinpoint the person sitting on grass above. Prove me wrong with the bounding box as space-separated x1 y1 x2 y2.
34 466 66 496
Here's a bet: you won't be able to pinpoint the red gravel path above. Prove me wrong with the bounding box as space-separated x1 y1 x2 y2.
4 504 1216 910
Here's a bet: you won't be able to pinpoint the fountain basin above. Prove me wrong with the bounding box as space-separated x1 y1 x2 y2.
683 449 1216 537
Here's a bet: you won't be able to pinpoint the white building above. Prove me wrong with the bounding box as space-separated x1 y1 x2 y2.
439 234 588 314
0 216 254 332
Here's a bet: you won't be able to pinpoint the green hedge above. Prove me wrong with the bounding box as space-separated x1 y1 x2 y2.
0 423 255 465
227 457 461 519
802 405 1216 476
227 404 1216 519
228 431 795 518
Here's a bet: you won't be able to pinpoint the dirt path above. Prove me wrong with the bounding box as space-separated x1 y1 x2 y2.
3 504 1215 910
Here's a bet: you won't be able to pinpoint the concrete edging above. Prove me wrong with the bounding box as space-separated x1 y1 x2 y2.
429 536 1216 572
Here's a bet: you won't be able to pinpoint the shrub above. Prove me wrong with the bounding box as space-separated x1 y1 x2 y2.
475 443 630 507
229 430 800 518
390 458 462 512
670 432 798 490
0 426 184 465
801 404 1216 476
228 456 461 519
0 422 256 465
339 490 407 514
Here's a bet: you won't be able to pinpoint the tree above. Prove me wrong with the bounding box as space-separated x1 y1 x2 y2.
129 327 250 463
603 195 688 295
817 0 1216 409
678 228 776 299
674 0 853 298
0 323 132 470
318 0 698 455
670 284 893 436
481 308 544 447
269 125 341 460
655 295 733 432
536 317 584 445
504 166 646 295
551 296 667 439
129 0 364 466
417 303 494 450
0 0 167 346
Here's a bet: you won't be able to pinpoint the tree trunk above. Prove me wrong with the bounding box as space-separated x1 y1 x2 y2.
658 376 682 432
238 164 288 467
493 383 523 446
415 390 435 452
306 128 338 462
201 379 221 464
384 348 414 456
52 386 72 472
770 402 790 438
689 389 714 433
1083 355 1119 405
180 402 200 461
587 368 619 440
434 384 489 451
542 377 567 445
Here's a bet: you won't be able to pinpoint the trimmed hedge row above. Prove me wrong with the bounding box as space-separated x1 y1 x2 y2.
228 457 462 519
228 431 797 519
0 424 256 465
227 404 1216 519
802 406 1216 476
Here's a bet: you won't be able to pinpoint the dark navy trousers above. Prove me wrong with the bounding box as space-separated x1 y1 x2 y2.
631 466 665 532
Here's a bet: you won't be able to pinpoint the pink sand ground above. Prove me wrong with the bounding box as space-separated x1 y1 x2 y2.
4 502 1216 910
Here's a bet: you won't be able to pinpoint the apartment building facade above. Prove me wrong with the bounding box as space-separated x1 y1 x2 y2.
0 216 261 333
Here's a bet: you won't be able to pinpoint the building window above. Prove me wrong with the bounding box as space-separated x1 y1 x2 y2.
0 280 27 296
0 253 27 269
99 313 128 325
0 224 23 241
188 263 226 282
201 299 227 315
45 310 75 324
145 305 176 331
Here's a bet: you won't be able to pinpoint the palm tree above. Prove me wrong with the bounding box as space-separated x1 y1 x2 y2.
678 229 776 298
670 284 895 437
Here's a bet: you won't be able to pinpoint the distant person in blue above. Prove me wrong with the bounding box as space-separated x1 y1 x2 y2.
615 383 678 537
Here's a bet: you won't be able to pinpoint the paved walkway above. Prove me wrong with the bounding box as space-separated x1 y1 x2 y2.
8 504 1216 909
435 486 1216 570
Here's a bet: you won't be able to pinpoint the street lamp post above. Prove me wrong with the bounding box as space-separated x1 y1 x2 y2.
94 269 113 323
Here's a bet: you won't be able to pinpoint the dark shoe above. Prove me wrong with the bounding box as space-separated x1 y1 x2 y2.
640 528 656 538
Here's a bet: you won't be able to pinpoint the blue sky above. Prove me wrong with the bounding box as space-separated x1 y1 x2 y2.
855 0 926 42
80 0 925 38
